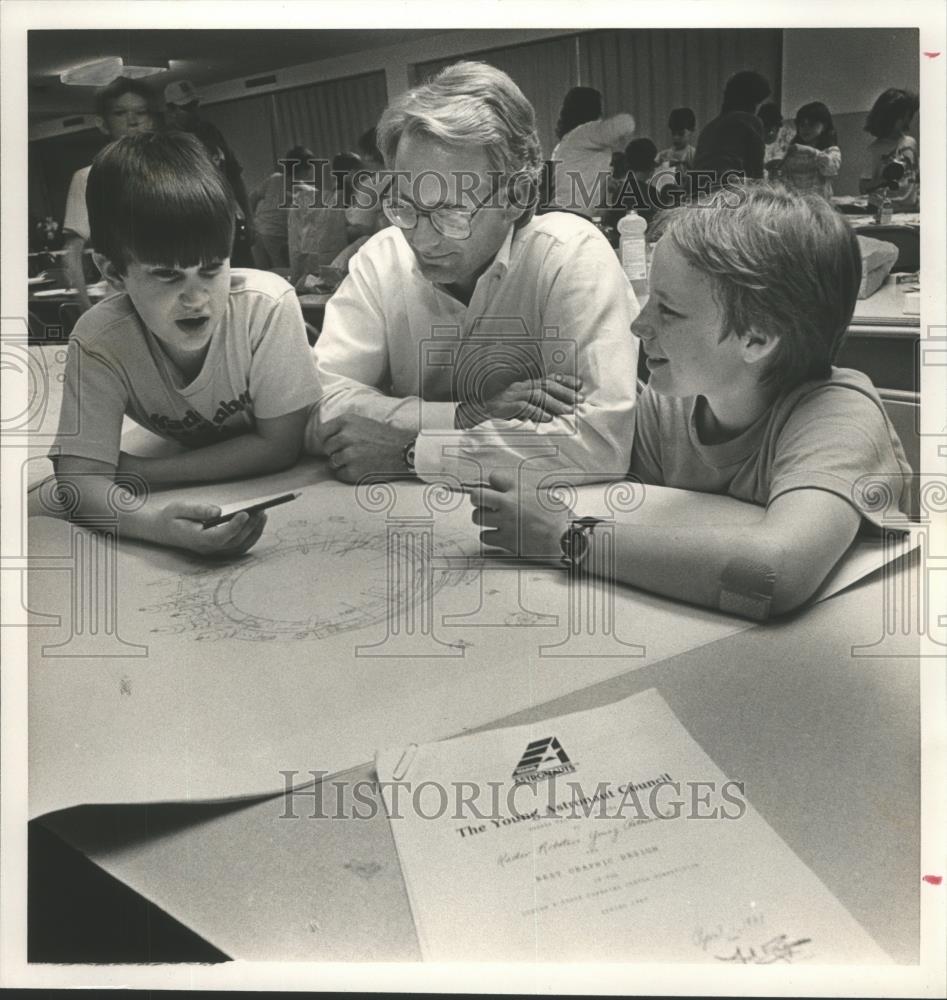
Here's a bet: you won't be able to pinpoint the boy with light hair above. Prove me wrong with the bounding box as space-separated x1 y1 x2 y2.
471 185 912 619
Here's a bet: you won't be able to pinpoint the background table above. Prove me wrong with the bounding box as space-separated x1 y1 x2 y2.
839 276 921 392
27 281 108 344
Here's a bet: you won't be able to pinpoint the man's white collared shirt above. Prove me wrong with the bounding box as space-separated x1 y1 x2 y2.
308 211 640 484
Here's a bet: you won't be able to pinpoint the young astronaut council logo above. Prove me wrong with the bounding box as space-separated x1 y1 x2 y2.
512 736 576 785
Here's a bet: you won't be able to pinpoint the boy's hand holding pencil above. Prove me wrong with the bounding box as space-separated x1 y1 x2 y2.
154 501 267 557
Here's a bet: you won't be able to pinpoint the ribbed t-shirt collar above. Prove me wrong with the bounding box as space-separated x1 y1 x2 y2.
686 395 769 469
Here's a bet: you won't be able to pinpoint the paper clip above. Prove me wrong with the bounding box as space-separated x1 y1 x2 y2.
392 743 419 780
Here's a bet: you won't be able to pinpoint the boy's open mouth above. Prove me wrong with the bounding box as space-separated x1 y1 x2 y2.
175 316 210 333
645 353 668 370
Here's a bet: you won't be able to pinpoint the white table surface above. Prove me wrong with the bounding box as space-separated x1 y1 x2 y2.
42 556 921 963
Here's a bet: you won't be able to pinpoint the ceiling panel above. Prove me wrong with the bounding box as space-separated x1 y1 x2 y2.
27 28 448 123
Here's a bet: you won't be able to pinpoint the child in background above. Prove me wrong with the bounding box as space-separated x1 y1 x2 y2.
604 139 666 230
625 138 665 223
549 86 636 218
656 107 696 178
250 146 317 270
470 185 912 620
691 70 771 190
772 102 841 200
51 131 321 556
859 88 919 210
759 102 795 176
345 126 388 242
62 78 161 315
288 151 364 284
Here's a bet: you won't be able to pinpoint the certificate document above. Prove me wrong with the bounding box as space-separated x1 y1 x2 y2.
375 689 891 963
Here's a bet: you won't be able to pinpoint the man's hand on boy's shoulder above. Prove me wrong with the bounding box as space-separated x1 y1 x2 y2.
153 501 267 557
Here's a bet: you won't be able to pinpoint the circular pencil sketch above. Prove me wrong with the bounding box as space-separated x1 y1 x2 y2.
141 516 477 642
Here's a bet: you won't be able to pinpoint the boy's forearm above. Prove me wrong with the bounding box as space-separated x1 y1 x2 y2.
598 521 795 621
123 431 300 486
53 471 162 545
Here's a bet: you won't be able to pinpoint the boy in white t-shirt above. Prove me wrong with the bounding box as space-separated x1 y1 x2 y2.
50 131 321 556
470 185 912 620
656 107 696 176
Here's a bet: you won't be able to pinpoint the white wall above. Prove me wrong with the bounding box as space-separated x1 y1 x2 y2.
199 28 575 107
782 28 919 115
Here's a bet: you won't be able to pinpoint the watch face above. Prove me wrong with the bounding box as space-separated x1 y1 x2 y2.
561 524 589 564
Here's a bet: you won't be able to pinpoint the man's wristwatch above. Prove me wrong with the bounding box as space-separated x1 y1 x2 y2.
559 517 604 570
402 439 417 475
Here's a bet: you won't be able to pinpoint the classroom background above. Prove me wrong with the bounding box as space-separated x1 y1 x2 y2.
28 26 920 227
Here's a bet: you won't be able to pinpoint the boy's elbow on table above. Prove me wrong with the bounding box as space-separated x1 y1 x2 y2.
716 531 827 622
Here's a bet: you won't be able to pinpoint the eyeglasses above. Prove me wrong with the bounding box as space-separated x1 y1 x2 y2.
381 191 492 241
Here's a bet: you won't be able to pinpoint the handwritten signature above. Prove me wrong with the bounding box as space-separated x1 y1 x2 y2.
714 934 812 964
693 911 766 951
587 817 656 854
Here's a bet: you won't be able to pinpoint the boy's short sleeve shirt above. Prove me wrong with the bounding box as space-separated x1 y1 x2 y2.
51 269 320 467
629 367 912 529
656 144 695 171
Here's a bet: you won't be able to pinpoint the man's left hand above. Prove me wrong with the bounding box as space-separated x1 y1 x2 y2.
320 415 417 484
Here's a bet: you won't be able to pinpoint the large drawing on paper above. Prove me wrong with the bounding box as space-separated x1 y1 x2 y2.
35 471 920 819
142 515 475 643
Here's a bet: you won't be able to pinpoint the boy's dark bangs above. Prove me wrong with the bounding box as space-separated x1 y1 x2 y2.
126 185 235 268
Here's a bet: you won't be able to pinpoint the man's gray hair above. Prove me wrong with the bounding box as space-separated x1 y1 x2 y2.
377 61 543 214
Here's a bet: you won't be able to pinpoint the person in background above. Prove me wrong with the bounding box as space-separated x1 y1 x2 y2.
330 152 364 208
771 102 841 200
288 152 363 284
470 185 912 620
656 107 696 178
356 126 383 168
549 86 636 218
859 88 919 210
345 126 388 243
605 138 665 230
164 79 256 265
759 102 796 176
691 70 771 192
249 146 317 270
62 78 160 315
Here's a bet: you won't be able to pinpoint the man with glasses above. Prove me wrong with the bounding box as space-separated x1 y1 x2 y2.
306 61 639 486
